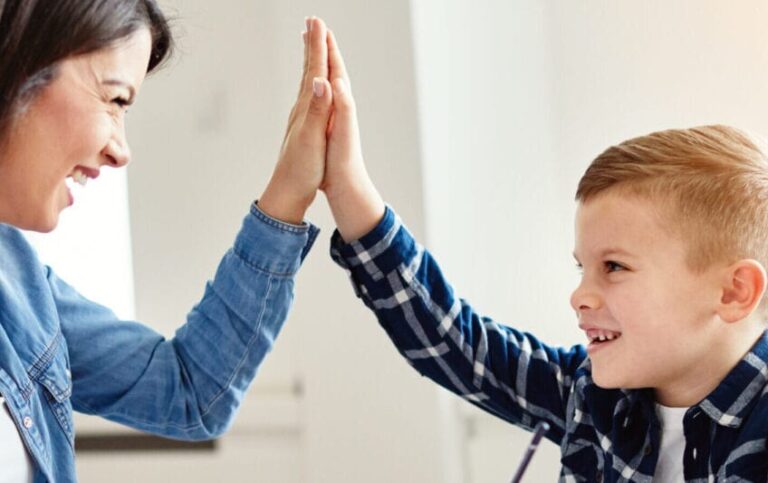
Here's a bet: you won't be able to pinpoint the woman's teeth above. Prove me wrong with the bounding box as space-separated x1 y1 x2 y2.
71 169 88 187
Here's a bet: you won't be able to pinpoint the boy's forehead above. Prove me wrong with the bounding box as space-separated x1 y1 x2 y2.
574 193 673 258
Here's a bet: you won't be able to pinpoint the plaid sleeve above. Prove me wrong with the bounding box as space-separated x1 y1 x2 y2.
330 206 588 442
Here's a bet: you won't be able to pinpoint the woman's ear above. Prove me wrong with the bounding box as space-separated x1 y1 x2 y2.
717 259 767 323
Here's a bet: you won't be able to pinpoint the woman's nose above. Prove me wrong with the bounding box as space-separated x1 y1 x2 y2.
102 136 131 167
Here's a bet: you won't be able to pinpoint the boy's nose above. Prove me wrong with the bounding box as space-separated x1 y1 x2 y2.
570 282 601 312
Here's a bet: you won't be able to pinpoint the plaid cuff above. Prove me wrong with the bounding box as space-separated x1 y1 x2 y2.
330 206 419 295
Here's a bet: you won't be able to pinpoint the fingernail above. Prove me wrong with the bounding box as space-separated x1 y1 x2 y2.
313 78 324 97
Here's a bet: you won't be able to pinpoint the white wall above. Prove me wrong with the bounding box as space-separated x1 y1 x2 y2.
410 1 573 480
65 1 768 482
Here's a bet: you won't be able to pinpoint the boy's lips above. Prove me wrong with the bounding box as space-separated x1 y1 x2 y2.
579 324 623 354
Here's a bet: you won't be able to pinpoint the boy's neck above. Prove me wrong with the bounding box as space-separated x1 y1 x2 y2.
654 324 765 407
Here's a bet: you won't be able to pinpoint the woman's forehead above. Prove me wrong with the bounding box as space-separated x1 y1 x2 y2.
66 29 153 92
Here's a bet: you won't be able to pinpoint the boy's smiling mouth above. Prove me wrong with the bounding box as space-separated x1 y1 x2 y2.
582 327 623 353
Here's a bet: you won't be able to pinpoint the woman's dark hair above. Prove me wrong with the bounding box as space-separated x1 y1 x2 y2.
0 0 173 142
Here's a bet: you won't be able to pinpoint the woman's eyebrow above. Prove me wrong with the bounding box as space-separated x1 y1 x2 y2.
102 78 136 103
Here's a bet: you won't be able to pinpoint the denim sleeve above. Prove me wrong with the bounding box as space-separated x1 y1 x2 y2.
55 204 319 440
330 207 586 443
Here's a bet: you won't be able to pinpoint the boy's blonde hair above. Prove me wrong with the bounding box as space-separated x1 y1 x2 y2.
577 125 768 294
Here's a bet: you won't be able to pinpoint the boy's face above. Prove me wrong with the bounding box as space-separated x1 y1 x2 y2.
572 192 723 391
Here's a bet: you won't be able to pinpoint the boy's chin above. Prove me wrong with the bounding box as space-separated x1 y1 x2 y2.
591 368 633 390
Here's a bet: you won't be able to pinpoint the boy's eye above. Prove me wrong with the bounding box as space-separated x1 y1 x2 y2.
604 261 625 273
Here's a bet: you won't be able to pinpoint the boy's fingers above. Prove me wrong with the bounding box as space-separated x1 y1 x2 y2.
330 77 357 138
328 30 351 89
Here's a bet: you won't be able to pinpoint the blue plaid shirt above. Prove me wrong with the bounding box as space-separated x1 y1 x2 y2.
330 207 768 483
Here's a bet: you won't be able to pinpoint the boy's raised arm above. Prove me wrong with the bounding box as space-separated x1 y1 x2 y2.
321 30 386 242
320 29 588 443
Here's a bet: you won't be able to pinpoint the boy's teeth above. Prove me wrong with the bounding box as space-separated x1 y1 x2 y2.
589 330 621 343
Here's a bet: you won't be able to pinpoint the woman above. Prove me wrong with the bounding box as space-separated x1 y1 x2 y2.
0 1 335 481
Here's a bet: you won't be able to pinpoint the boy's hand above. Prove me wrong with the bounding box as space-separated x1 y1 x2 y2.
259 17 333 225
322 30 386 241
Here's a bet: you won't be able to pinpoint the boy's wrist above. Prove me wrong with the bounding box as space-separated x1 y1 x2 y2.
326 176 385 242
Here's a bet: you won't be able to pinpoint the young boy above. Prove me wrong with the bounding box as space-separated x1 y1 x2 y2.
319 29 768 482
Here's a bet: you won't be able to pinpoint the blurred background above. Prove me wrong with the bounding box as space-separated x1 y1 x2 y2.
26 0 768 481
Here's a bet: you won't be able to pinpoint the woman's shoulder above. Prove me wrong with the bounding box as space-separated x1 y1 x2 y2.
0 221 40 255
0 223 48 286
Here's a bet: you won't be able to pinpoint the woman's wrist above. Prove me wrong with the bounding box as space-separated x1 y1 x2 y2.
259 176 315 225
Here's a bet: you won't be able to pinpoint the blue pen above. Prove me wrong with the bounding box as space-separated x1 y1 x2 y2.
510 421 551 483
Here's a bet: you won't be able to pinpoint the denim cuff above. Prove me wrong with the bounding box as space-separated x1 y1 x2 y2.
231 202 319 276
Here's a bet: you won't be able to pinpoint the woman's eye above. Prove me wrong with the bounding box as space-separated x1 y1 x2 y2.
604 261 625 273
112 97 130 109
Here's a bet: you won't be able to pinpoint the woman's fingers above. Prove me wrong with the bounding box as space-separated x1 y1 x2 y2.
298 23 309 96
301 76 333 141
284 22 311 142
302 18 328 102
286 17 328 142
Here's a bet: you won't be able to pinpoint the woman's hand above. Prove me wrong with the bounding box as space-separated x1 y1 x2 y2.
259 17 334 224
322 30 385 241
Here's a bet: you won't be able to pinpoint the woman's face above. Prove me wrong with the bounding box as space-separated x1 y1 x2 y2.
0 28 152 232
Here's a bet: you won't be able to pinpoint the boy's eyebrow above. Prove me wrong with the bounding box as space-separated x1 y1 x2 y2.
572 248 636 262
599 248 635 258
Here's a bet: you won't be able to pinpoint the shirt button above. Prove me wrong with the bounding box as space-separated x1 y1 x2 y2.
644 444 652 456
23 416 33 429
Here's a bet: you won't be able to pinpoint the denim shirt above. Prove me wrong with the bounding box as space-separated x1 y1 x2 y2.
0 203 318 483
331 206 768 482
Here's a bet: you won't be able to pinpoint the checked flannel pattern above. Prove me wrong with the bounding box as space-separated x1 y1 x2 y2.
330 206 768 482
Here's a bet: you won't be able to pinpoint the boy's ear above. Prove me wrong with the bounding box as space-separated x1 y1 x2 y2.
717 259 767 323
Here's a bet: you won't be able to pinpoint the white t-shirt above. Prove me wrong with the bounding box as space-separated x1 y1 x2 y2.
652 403 688 483
0 395 33 483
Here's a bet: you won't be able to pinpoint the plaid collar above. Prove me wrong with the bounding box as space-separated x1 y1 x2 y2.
696 330 768 428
